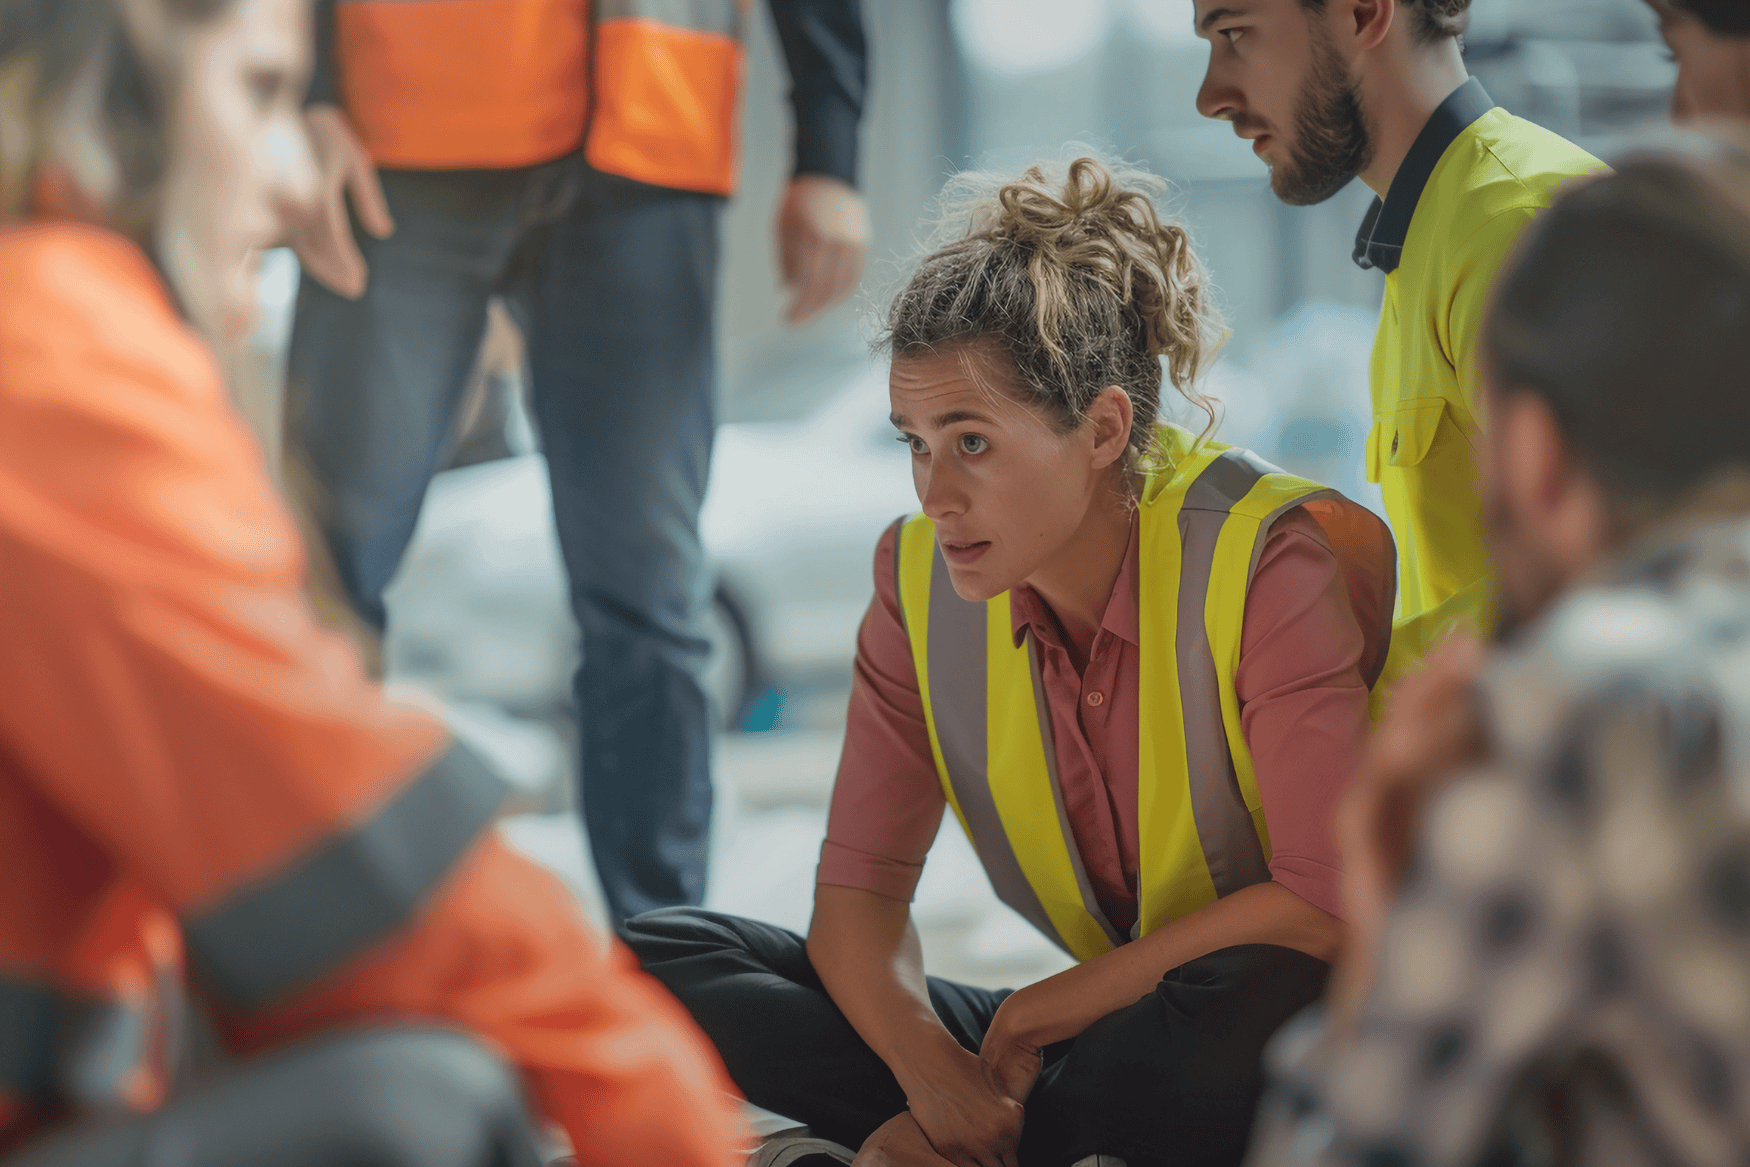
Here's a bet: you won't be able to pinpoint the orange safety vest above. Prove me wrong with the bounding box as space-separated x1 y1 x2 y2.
335 0 748 194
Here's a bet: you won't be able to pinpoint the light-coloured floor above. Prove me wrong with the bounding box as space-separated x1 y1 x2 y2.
501 727 1074 992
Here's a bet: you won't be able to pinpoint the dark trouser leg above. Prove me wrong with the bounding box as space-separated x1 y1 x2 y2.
284 169 533 632
513 169 720 924
1023 944 1331 1167
620 908 1007 1152
4 1029 545 1167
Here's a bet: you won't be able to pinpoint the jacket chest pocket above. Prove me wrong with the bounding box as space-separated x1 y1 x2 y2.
1366 397 1459 482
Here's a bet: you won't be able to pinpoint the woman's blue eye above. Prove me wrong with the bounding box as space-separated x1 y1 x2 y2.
960 434 988 455
898 434 926 454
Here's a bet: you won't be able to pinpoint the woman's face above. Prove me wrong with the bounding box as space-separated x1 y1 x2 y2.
1657 5 1750 122
890 344 1126 602
156 0 317 341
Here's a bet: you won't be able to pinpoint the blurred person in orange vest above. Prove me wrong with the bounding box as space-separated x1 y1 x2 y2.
283 0 870 926
0 2 744 1165
1648 0 1750 119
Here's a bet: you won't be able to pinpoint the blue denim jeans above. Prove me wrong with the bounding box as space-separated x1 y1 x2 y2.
285 162 719 924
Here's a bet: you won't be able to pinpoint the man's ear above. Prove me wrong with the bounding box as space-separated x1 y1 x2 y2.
1088 385 1135 471
1340 0 1397 53
1495 391 1568 526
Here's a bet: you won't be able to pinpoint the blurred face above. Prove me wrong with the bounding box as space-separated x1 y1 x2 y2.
1195 0 1374 205
155 0 318 340
1478 374 1615 628
1653 4 1750 122
890 346 1117 603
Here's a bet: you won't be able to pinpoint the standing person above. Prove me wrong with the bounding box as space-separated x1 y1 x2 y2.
1649 0 1750 119
0 2 744 1164
285 0 871 925
1246 129 1750 1167
624 157 1398 1167
1194 0 1602 673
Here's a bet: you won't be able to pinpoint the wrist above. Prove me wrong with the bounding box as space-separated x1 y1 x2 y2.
985 989 1043 1056
886 1023 977 1098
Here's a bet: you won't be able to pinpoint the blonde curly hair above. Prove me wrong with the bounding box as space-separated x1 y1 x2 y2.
878 155 1226 474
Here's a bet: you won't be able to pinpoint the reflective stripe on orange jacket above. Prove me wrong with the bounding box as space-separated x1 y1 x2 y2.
333 0 747 192
0 222 745 1166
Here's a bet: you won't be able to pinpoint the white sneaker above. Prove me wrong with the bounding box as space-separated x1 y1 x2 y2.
747 1127 856 1167
1070 1157 1127 1167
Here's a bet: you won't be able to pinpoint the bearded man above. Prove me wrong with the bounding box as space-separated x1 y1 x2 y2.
1193 0 1602 672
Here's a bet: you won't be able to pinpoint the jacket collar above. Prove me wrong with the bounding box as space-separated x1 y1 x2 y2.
1352 78 1496 274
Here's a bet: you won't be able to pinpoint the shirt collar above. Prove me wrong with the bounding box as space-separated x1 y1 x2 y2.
1008 512 1142 650
1352 78 1497 274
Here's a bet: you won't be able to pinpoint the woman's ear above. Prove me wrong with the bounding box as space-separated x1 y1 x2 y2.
1087 385 1134 472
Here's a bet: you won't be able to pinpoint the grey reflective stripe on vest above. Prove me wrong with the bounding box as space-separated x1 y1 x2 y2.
907 537 1066 952
596 0 742 36
185 742 506 1011
1178 449 1336 898
0 974 143 1106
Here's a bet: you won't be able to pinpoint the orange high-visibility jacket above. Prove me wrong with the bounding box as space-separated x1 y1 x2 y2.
329 0 748 192
0 221 746 1166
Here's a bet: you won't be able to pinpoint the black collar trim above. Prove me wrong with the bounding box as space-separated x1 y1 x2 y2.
1352 78 1497 274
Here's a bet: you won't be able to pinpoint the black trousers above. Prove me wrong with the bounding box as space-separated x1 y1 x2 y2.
4 1029 546 1167
623 908 1330 1167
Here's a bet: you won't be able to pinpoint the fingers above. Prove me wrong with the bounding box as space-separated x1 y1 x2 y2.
783 236 867 326
784 237 837 325
347 154 396 240
295 193 368 300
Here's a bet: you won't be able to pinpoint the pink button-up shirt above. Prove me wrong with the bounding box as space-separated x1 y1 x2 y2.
817 506 1374 928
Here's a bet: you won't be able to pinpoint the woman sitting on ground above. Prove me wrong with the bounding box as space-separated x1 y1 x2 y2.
624 157 1396 1167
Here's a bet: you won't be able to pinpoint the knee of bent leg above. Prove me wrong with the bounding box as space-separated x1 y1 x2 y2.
334 1029 536 1164
618 905 726 960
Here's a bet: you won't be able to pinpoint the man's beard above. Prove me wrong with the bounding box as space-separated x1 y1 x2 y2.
1271 33 1374 206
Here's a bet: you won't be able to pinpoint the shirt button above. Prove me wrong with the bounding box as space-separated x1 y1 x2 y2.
1087 691 1104 707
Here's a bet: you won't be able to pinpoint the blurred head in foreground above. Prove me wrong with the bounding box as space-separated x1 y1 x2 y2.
1648 0 1750 121
1481 127 1750 624
877 155 1224 602
0 0 317 340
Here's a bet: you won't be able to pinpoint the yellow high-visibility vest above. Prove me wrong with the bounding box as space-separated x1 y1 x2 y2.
895 426 1396 962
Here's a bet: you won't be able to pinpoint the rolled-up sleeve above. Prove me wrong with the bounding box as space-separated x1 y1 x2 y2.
817 522 946 901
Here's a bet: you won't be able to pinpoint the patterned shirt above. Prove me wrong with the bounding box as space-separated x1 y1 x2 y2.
1250 516 1750 1167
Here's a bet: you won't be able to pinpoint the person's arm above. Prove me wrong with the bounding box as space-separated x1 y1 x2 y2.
1447 206 1541 422
766 0 870 324
0 231 742 1167
978 514 1365 1076
807 527 1023 1167
809 887 1024 1167
767 0 866 186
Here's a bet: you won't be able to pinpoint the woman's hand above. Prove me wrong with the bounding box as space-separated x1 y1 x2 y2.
853 1114 958 1167
894 1035 1026 1167
978 992 1045 1106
